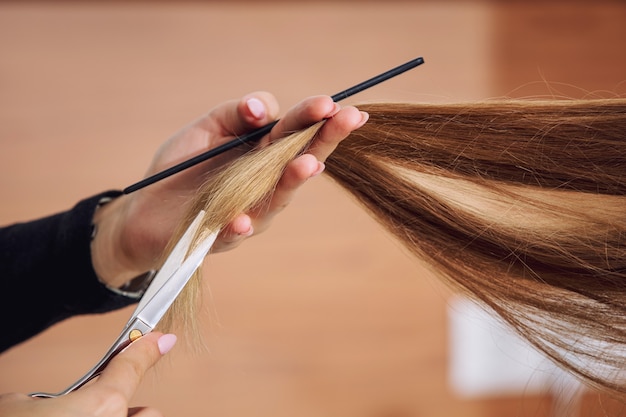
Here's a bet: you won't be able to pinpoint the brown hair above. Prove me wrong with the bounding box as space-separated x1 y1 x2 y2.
162 98 626 395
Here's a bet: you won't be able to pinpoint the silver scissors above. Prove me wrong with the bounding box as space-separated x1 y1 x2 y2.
30 210 218 398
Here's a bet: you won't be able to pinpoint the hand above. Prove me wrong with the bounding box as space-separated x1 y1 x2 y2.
0 332 176 417
92 92 368 288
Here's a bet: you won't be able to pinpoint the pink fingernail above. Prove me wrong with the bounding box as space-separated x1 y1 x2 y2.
311 161 325 177
246 98 266 119
357 111 369 128
238 225 254 237
158 334 177 355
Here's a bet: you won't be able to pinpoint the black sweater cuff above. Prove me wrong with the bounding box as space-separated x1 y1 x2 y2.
0 191 139 352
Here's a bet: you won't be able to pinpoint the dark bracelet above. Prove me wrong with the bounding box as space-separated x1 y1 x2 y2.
104 269 157 299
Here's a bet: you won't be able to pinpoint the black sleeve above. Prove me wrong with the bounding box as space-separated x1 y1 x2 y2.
0 191 139 352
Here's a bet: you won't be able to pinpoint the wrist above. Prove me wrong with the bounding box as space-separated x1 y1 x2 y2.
91 195 148 289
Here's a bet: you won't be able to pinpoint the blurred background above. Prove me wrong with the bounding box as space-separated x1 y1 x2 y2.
1 1 626 416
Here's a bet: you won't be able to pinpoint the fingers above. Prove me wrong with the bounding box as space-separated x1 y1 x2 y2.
260 153 324 222
214 152 323 252
215 94 360 147
265 95 337 144
27 333 176 417
214 154 325 253
207 91 280 139
306 105 368 161
253 105 367 227
214 214 254 252
94 332 177 403
213 98 368 251
265 95 368 160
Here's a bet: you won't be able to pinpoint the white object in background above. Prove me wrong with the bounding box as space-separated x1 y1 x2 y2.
447 295 579 398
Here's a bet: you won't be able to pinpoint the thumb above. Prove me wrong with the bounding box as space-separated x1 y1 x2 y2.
95 332 177 402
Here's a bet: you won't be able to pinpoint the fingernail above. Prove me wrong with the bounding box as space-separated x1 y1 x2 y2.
238 225 254 237
246 98 266 119
311 161 325 177
326 103 341 118
357 111 369 128
158 334 177 355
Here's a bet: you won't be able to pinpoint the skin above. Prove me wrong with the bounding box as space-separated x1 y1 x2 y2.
0 93 367 416
0 332 174 417
92 92 367 288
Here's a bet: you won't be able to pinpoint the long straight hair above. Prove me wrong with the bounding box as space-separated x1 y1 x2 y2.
161 98 626 396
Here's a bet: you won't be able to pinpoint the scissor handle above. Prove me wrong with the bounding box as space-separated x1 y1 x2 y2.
29 318 152 398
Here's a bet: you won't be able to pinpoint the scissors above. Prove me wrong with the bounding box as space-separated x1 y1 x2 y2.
30 210 218 398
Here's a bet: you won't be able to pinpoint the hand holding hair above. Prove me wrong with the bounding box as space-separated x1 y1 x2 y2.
90 92 367 289
0 332 176 417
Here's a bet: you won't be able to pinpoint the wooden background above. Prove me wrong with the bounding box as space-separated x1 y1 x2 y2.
1 2 626 416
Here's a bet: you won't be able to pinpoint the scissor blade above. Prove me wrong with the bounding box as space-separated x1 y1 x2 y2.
135 230 218 329
133 211 207 315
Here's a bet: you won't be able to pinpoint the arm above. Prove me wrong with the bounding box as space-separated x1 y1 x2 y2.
0 191 134 353
0 92 367 351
